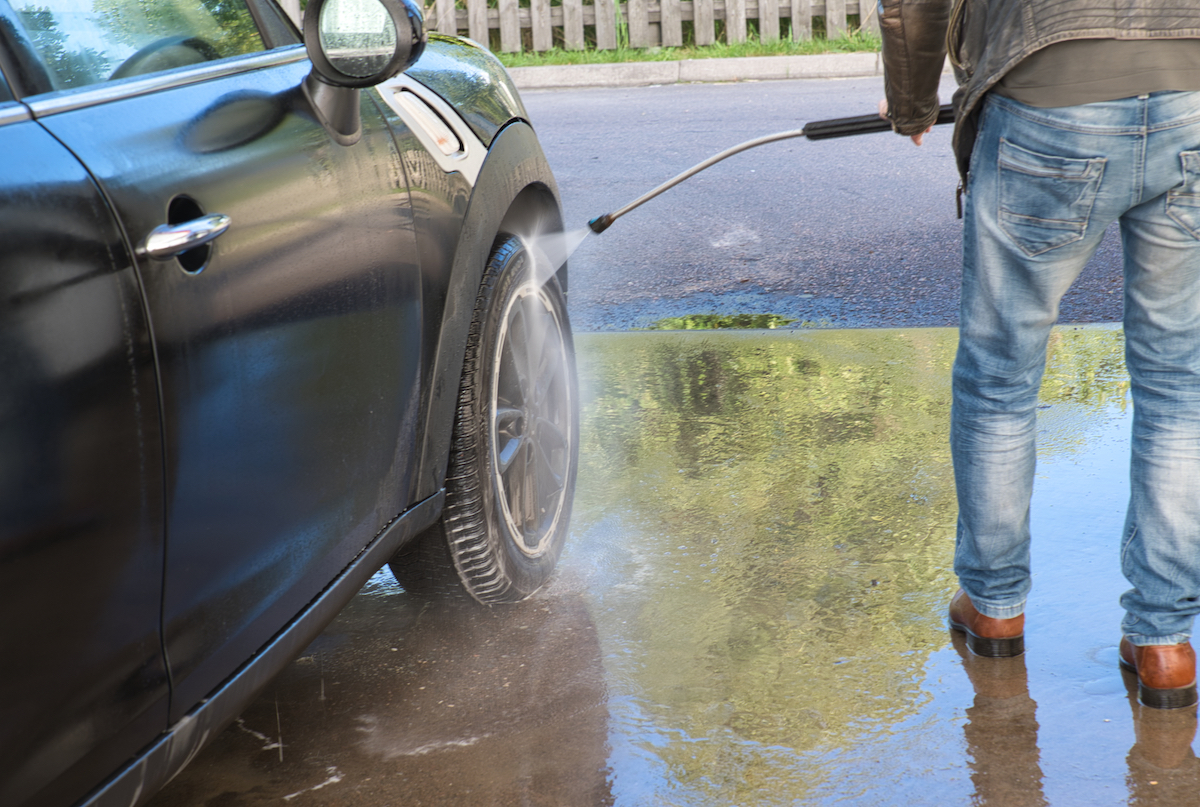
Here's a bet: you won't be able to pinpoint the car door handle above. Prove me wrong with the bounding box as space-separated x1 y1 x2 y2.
139 213 231 260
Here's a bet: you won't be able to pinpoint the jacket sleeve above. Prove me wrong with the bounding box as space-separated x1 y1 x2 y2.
880 0 952 136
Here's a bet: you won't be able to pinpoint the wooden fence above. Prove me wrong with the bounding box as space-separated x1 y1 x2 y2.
421 0 877 52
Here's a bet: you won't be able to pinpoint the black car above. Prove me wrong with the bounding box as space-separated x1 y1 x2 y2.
0 0 578 803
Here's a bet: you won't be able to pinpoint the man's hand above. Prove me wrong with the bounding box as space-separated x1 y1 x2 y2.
878 99 932 146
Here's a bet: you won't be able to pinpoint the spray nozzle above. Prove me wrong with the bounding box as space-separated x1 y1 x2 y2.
588 214 614 234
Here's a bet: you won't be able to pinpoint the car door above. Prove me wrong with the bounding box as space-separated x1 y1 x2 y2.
7 0 426 724
0 75 168 806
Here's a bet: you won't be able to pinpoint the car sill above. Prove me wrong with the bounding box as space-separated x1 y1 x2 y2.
79 489 445 807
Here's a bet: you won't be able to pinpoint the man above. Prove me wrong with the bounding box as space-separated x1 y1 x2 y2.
879 0 1200 708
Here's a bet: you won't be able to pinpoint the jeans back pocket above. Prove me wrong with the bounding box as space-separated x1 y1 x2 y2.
997 138 1106 257
1166 151 1200 239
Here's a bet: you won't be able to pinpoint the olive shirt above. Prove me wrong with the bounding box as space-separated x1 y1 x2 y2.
995 38 1200 107
880 0 1200 180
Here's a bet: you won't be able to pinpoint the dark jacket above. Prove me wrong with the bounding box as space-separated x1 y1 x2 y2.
880 0 1200 180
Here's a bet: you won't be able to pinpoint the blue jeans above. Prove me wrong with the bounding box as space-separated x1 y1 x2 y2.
954 91 1200 645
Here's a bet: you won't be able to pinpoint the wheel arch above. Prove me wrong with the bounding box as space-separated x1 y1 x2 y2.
499 181 568 294
414 119 565 502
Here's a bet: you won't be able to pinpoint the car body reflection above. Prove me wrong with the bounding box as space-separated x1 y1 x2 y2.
149 569 612 805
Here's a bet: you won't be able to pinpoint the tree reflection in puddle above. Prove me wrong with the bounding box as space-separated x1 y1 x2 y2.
569 324 1197 806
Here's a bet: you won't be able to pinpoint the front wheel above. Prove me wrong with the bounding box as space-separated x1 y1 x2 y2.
392 235 578 603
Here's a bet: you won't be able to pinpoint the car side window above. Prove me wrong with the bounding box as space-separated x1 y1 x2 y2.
15 0 266 90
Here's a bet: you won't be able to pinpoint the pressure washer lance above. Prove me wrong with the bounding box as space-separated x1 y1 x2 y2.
587 103 956 235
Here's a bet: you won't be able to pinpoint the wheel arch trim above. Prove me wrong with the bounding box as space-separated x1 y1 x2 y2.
415 119 564 500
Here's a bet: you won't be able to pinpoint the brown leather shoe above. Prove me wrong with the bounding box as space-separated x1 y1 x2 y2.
1120 638 1198 710
948 589 1024 658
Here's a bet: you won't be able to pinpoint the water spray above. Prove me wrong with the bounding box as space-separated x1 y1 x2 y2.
587 104 956 235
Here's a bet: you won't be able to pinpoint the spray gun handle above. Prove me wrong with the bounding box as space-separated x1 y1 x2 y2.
803 103 956 140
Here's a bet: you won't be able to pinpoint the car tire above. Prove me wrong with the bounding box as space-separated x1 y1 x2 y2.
390 234 578 603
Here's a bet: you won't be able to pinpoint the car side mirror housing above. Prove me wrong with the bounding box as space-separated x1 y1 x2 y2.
302 0 426 144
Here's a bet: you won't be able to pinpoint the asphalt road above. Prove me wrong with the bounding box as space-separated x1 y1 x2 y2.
523 76 1126 331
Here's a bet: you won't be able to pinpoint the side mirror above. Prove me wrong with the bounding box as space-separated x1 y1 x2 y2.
302 0 426 144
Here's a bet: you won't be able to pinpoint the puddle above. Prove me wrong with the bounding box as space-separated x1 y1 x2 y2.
151 324 1200 807
568 324 1196 806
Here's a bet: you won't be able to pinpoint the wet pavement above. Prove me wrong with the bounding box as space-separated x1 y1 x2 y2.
148 326 1200 807
523 78 1128 331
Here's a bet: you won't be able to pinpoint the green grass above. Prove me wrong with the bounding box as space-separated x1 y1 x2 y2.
643 313 798 330
494 28 880 68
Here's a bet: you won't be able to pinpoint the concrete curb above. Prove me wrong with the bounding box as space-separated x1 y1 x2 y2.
509 51 883 90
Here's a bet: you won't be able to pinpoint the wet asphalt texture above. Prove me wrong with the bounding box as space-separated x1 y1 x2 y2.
524 77 1126 331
